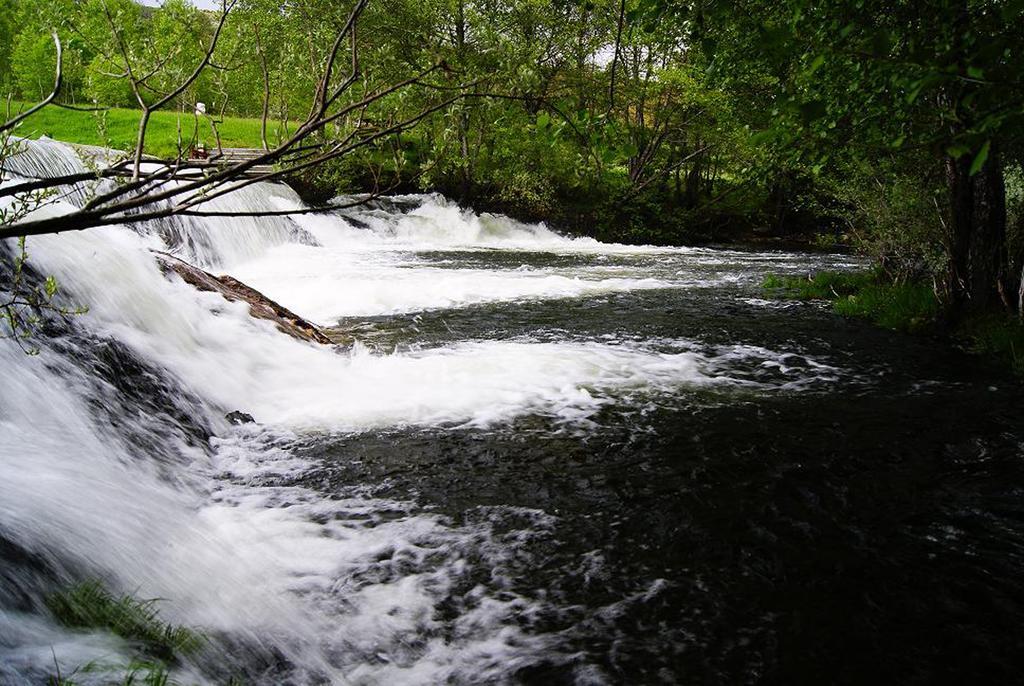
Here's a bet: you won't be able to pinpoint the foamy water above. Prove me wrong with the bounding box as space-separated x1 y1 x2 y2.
1 138 856 684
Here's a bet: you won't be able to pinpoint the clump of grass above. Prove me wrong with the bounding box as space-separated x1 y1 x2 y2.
50 659 173 686
957 314 1024 374
764 268 1024 374
46 580 203 663
832 281 939 332
762 270 878 301
763 269 939 333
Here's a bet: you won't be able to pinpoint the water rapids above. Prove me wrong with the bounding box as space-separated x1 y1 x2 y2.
2 138 1022 685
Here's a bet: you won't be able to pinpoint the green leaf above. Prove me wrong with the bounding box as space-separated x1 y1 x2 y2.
806 54 825 76
904 80 925 104
536 112 550 131
946 143 971 158
761 25 792 48
969 140 990 176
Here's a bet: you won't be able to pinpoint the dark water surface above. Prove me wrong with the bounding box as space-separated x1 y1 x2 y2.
299 250 1024 684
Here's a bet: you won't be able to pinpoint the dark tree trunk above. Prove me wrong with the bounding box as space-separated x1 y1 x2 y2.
766 171 793 236
1018 260 1024 319
455 0 472 205
684 155 702 209
458 109 472 205
1011 211 1024 320
672 144 683 202
153 252 333 345
944 145 1009 317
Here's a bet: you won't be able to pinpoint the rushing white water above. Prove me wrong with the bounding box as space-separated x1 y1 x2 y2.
1 139 852 684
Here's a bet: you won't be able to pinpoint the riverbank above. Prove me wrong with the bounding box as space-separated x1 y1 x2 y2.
7 101 277 159
8 101 833 250
764 269 1024 375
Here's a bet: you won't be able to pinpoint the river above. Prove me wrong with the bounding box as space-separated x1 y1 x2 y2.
2 139 1023 684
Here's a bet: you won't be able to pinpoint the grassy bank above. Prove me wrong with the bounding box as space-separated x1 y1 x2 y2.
7 101 280 158
45 580 205 685
764 270 1024 374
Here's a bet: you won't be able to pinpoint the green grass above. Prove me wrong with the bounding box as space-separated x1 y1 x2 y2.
762 269 940 333
762 270 879 301
957 313 1024 375
831 281 939 331
50 659 174 686
46 580 203 662
7 100 283 158
764 268 1024 374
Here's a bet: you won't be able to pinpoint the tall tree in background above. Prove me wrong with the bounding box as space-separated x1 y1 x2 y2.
0 0 467 238
648 0 1024 317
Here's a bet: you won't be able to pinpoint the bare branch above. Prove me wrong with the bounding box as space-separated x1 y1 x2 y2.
0 2 467 246
129 0 238 179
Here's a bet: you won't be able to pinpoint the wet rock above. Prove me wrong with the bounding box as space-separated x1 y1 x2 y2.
153 251 333 345
226 410 256 425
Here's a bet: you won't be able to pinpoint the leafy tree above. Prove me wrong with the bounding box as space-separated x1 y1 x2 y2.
0 0 18 93
644 0 1024 316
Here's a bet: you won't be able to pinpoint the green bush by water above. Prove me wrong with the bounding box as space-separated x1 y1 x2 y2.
762 269 939 332
831 282 940 332
764 269 1024 373
762 270 878 301
957 314 1024 375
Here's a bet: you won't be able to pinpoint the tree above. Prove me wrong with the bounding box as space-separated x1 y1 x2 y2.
0 0 16 92
1 0 476 350
643 0 1024 317
0 0 468 241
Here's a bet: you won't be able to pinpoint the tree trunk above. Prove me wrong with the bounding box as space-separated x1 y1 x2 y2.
1019 260 1024 320
684 150 703 209
766 171 792 236
254 24 271 152
944 145 1009 317
673 147 683 203
153 251 333 345
458 109 472 204
1012 212 1024 320
455 0 472 204
133 108 151 180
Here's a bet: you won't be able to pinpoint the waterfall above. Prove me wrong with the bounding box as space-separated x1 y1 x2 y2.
144 182 318 269
0 138 849 684
1 136 108 207
2 136 100 182
2 137 315 269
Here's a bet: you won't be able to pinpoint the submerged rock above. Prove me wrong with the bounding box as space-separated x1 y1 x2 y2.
153 251 333 345
226 410 255 425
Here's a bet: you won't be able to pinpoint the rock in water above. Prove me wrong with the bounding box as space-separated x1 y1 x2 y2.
152 251 334 345
226 410 255 425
